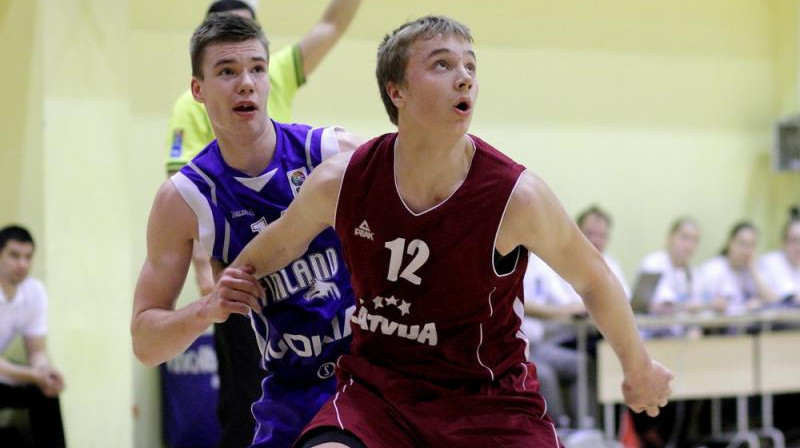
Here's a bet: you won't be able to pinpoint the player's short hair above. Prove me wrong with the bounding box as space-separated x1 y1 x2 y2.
576 205 612 229
0 225 35 252
207 0 256 20
190 13 269 79
376 16 473 125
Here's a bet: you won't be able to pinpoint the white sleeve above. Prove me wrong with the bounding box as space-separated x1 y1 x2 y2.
320 126 344 161
22 279 48 338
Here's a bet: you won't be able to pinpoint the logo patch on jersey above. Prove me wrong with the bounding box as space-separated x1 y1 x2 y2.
287 167 309 197
317 362 336 379
232 209 255 219
303 279 341 301
170 129 184 157
354 220 374 240
250 217 268 233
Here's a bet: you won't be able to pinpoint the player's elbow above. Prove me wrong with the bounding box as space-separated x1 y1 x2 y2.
132 339 163 368
130 321 163 368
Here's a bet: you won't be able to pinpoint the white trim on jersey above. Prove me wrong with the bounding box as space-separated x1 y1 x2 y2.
233 167 279 192
492 168 526 278
476 286 497 382
305 126 343 172
171 171 216 257
251 310 269 365
513 296 529 358
304 128 315 171
393 136 477 217
320 126 343 160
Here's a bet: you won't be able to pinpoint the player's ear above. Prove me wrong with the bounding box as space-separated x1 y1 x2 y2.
386 82 405 110
191 77 204 103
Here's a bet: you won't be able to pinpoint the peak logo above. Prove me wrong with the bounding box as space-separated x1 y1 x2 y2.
354 220 374 241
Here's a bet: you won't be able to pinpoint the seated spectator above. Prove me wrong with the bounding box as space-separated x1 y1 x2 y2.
698 221 777 315
522 205 626 428
633 218 705 447
575 205 629 296
758 218 800 304
0 225 66 448
523 253 590 428
638 217 703 316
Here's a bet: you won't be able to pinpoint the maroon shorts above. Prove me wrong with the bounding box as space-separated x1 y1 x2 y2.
294 362 563 448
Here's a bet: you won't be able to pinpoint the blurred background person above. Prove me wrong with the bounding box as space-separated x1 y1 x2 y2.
0 225 66 448
698 220 777 316
522 205 626 429
638 217 703 317
759 215 800 304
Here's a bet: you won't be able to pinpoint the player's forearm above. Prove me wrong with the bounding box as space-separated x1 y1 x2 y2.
27 351 50 370
131 301 213 367
0 357 38 385
580 272 651 374
322 0 361 30
234 225 308 279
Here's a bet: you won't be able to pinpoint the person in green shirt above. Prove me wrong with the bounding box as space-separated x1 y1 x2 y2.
161 2 362 447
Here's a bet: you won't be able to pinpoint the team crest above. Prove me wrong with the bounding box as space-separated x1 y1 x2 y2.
287 167 309 197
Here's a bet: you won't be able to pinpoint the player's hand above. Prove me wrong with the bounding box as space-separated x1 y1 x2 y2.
622 359 673 417
201 265 264 322
32 365 63 397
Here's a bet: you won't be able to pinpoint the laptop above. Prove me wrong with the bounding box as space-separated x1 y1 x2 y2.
629 272 662 314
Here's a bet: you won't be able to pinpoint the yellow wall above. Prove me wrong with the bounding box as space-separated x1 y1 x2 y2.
0 0 43 245
2 0 800 446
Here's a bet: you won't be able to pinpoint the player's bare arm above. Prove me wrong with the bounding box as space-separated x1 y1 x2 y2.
334 128 364 154
298 0 362 76
233 151 354 278
131 181 263 367
498 170 673 417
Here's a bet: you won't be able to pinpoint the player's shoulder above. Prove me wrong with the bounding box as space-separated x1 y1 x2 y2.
20 277 46 298
758 250 783 266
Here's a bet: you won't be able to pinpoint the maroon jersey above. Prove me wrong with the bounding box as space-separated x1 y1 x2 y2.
334 132 530 388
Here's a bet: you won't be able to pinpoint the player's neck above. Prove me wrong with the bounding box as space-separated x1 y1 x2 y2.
785 250 800 268
0 276 18 301
393 133 474 212
216 120 277 176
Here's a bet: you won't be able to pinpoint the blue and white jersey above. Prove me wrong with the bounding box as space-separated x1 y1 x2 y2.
171 121 354 385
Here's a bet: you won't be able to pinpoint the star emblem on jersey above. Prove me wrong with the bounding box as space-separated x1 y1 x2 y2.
367 295 411 316
397 300 411 316
352 296 437 346
354 220 374 240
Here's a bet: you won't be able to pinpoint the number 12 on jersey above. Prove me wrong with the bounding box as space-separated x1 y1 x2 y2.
384 238 430 285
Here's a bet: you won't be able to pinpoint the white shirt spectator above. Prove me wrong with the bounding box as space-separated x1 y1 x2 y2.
522 252 628 341
639 250 699 307
0 277 48 385
758 250 800 300
697 255 756 315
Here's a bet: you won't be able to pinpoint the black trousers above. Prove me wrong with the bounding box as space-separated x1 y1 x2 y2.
0 383 65 448
213 314 265 448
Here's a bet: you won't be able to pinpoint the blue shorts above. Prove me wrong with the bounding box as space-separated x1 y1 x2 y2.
248 375 338 448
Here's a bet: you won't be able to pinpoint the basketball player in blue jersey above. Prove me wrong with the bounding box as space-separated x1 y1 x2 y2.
131 14 363 448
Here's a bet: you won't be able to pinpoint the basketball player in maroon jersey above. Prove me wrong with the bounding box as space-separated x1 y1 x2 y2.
232 15 673 448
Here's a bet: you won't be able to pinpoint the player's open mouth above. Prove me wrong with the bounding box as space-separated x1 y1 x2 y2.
454 100 471 114
233 102 258 113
